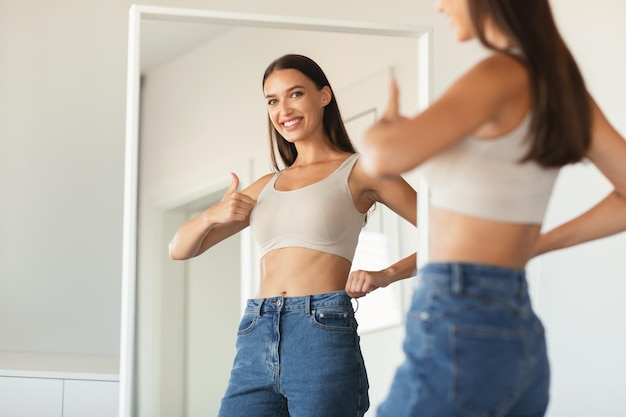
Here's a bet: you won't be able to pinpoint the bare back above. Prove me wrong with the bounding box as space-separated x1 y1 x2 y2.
428 208 541 268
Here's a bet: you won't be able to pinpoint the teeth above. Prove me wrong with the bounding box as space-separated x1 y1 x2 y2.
284 118 300 127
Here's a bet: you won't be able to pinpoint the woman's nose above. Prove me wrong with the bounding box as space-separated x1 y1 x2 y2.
278 101 293 115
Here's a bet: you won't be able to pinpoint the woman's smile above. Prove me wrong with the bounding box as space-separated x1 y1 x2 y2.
282 117 303 130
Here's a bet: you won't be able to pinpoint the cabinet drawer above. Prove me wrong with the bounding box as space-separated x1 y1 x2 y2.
0 376 63 417
63 380 119 417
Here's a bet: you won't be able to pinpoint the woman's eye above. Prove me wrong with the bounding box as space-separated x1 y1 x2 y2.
267 99 278 106
291 91 303 98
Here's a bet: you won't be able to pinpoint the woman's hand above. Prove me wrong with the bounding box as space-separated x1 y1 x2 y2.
361 77 408 176
206 172 256 225
345 269 390 299
169 173 256 260
380 76 403 123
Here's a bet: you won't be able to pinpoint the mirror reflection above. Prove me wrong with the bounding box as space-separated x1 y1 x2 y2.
132 11 428 417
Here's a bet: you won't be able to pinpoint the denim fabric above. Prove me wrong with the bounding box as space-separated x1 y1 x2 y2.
218 290 369 417
378 263 550 417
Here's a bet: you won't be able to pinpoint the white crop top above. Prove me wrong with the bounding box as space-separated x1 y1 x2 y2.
420 116 560 224
249 153 366 261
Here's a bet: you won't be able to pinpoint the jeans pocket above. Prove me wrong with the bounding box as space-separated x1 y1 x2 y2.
311 306 355 332
236 311 258 335
451 324 525 417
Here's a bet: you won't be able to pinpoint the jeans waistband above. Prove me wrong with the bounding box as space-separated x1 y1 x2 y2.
245 290 352 316
419 262 527 296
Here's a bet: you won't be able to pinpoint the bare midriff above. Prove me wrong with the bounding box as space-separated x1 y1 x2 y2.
257 247 352 298
428 207 541 269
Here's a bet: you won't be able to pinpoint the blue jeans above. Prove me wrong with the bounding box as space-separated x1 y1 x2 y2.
378 263 550 417
218 290 369 417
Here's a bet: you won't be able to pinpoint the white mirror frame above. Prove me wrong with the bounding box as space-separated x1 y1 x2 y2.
121 5 432 416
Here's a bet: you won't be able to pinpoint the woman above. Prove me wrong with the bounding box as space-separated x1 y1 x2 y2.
360 1 626 416
169 54 418 417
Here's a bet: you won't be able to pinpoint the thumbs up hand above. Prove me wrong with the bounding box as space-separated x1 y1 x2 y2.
224 172 240 196
209 173 256 224
381 76 402 123
362 77 408 176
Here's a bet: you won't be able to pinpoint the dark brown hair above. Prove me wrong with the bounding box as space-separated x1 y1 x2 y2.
262 54 354 170
469 0 591 167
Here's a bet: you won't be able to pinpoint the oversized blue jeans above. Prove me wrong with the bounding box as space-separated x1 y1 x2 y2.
218 290 369 417
378 263 550 417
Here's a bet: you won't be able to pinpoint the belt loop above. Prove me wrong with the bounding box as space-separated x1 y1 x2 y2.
351 297 360 314
256 299 265 318
305 295 312 316
451 264 463 295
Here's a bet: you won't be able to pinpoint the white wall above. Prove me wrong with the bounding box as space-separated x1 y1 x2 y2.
0 0 129 358
1 0 624 416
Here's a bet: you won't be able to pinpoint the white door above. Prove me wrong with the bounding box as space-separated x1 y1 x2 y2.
184 205 241 417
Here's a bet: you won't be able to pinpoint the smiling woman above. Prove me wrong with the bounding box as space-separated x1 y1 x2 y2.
123 6 430 417
165 51 419 417
263 67 335 159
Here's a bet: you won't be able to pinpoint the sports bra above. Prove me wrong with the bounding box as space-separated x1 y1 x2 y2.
249 153 366 261
419 115 560 224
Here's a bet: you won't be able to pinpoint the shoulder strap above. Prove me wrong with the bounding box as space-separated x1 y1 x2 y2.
335 153 360 179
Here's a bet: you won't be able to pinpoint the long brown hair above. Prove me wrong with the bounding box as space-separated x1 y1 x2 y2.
468 0 591 167
262 54 354 170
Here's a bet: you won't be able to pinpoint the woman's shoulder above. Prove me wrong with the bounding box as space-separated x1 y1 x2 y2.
349 155 416 213
243 172 276 200
472 52 528 84
349 155 400 191
451 52 530 115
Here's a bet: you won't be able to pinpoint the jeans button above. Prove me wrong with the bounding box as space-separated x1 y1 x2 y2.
419 312 429 321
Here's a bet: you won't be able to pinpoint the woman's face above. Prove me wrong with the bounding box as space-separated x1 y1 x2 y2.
436 0 475 42
263 69 331 144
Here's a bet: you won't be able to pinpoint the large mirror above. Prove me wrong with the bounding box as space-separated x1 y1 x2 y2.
122 5 431 417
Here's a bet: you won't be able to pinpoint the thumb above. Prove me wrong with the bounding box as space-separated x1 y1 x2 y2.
226 172 240 194
382 77 400 121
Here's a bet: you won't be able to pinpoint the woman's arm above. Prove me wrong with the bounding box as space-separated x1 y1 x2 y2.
361 54 529 177
346 167 418 298
168 173 261 260
535 191 626 255
534 98 626 256
345 254 418 299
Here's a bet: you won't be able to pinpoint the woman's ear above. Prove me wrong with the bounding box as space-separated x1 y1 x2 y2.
321 86 332 107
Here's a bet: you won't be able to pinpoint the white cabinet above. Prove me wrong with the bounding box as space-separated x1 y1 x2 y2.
63 379 119 417
0 352 119 417
0 372 119 417
0 376 64 417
